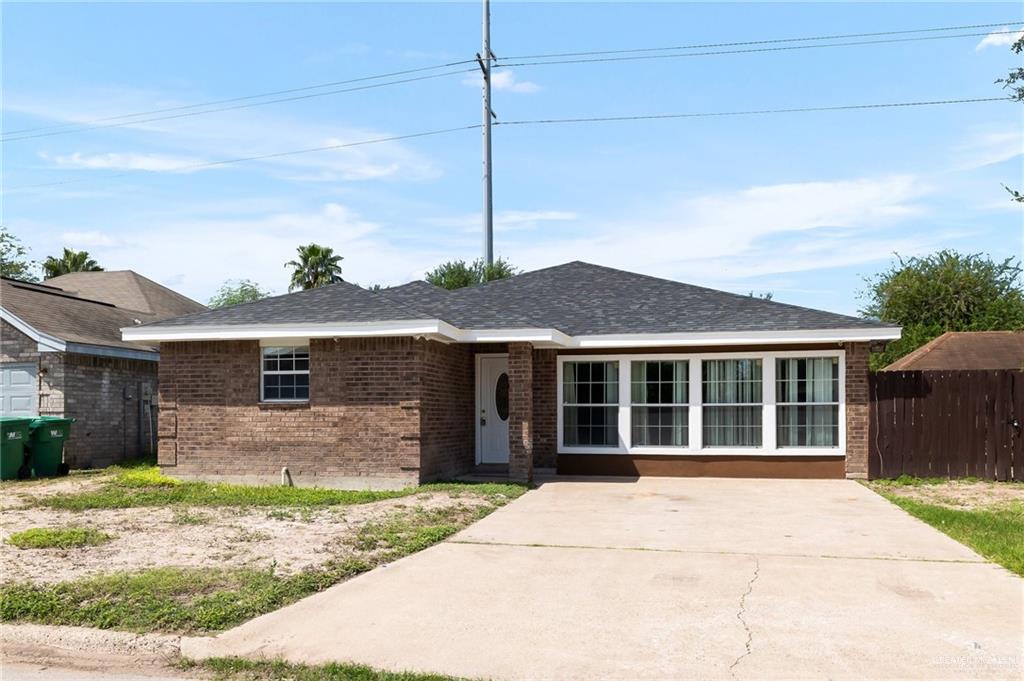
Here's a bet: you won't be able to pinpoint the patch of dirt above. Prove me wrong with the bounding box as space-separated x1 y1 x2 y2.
0 492 492 584
873 480 1024 511
0 472 111 511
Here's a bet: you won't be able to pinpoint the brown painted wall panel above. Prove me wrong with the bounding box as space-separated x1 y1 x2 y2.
557 454 845 479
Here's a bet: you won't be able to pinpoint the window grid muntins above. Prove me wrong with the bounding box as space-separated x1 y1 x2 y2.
776 357 839 447
262 347 310 402
631 360 689 447
702 359 763 448
563 361 619 447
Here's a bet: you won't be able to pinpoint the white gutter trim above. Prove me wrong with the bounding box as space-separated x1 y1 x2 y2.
121 320 899 348
567 327 902 348
1 307 67 352
121 319 457 343
65 342 159 362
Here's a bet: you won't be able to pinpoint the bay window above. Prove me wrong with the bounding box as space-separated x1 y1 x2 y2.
702 359 763 447
261 346 310 402
776 357 839 447
562 361 619 447
631 360 688 447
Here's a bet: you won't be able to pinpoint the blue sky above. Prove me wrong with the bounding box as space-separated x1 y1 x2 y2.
3 1 1022 315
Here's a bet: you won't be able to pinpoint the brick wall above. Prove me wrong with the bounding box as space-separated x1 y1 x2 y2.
160 337 429 489
844 342 871 479
2 320 157 469
419 341 475 481
507 342 534 483
61 353 158 469
532 348 557 469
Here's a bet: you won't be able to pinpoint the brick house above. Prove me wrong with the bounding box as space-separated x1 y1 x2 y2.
0 272 205 468
123 262 899 488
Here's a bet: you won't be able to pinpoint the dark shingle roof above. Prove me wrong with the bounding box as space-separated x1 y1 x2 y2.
140 281 426 328
136 262 890 335
440 262 886 334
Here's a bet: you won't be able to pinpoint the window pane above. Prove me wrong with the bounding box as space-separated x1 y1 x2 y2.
702 359 762 404
777 405 839 447
262 346 310 401
563 361 618 405
631 360 688 405
776 357 838 403
703 406 763 447
631 406 688 446
563 406 618 447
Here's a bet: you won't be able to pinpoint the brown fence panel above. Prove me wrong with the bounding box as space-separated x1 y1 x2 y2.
869 370 1022 481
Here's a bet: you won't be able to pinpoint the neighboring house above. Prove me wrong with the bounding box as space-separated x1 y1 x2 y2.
882 331 1024 371
1 271 205 468
123 262 900 488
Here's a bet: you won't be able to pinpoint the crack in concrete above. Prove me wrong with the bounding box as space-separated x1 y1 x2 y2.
728 556 760 678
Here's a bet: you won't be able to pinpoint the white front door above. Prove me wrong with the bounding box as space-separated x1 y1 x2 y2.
0 363 37 417
477 355 510 464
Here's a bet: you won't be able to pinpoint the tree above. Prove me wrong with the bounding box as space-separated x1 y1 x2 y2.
208 279 270 308
0 226 38 281
996 34 1024 202
425 257 519 290
285 244 343 291
859 251 1024 370
42 248 102 279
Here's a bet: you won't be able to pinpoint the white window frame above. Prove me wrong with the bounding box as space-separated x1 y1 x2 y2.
775 355 841 448
260 345 310 403
556 349 845 457
629 359 690 448
560 359 621 448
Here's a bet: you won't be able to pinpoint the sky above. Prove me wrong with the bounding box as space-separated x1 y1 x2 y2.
3 1 1023 315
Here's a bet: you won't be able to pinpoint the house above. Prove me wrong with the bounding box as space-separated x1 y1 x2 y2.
1 271 205 468
122 262 900 487
882 331 1024 371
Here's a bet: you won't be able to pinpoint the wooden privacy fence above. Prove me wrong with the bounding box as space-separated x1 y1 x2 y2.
869 370 1023 481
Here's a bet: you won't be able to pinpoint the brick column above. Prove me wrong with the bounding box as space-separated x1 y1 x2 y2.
507 342 534 483
844 342 871 479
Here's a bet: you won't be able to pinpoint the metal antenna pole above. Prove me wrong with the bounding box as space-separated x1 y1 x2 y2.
481 0 494 265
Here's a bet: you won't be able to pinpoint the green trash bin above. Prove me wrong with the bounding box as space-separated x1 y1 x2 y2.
28 416 75 478
0 417 33 481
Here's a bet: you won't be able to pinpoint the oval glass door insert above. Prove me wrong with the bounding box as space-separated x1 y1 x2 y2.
495 373 510 421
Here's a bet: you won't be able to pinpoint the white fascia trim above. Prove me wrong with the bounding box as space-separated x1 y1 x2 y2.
568 327 901 348
457 327 573 346
1 307 67 352
121 319 457 343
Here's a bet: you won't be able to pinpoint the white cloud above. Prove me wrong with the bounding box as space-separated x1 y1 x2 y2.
462 69 541 94
952 127 1024 170
428 209 577 233
500 175 936 282
11 89 442 184
975 27 1024 51
60 230 118 248
49 151 207 172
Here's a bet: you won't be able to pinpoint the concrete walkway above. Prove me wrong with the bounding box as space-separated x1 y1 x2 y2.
184 478 1024 680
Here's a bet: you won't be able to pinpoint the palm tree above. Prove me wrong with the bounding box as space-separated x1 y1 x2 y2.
42 248 103 279
286 244 343 291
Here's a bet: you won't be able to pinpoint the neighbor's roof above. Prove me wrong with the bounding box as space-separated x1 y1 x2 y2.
882 331 1024 371
44 270 204 318
1 274 204 354
127 262 898 347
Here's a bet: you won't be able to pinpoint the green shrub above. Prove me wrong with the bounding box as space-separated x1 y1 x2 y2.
6 526 112 549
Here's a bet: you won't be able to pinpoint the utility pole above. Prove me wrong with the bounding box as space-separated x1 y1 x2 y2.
480 0 494 265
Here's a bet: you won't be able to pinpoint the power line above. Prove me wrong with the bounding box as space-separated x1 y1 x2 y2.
7 124 482 190
7 95 1007 192
2 59 478 139
1 68 477 143
495 97 1009 127
499 20 1020 60
497 30 1018 70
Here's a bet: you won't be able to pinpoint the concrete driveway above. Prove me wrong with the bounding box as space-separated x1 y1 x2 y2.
185 478 1024 680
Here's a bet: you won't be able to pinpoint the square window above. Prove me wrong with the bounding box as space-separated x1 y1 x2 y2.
261 347 310 402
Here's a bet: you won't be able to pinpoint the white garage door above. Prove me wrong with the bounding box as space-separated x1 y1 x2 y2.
0 363 37 417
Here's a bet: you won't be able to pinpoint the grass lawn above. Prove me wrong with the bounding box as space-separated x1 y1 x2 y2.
6 526 113 549
868 477 1024 577
0 464 526 633
184 657 475 681
25 462 523 511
